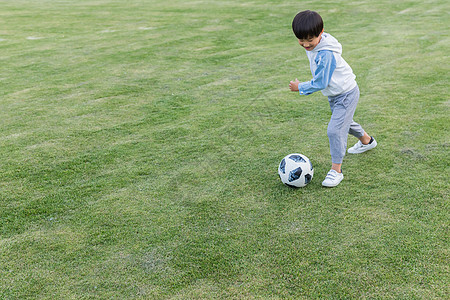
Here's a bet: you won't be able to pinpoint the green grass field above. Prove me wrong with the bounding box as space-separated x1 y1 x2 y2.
1 0 449 298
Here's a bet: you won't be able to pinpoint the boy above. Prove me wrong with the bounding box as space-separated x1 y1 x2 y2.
289 10 377 187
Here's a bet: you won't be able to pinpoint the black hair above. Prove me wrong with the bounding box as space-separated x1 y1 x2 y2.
292 10 323 39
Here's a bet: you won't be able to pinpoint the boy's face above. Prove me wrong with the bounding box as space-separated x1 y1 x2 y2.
298 31 323 51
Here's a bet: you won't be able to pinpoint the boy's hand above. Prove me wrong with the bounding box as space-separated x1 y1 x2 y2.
289 78 300 91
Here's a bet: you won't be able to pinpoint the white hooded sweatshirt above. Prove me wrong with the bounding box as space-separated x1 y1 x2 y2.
298 33 357 97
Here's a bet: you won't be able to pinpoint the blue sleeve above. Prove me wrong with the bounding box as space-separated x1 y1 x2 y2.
298 50 336 95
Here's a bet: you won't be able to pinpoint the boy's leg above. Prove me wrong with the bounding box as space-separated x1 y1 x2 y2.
349 121 372 144
349 121 365 139
323 86 360 187
347 116 378 154
327 86 360 166
359 132 372 144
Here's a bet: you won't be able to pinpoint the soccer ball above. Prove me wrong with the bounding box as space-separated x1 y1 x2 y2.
278 153 314 188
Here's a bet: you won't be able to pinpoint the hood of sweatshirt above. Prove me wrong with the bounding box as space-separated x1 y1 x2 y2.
312 33 342 55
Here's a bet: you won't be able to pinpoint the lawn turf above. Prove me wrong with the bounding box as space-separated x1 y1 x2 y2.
0 0 449 298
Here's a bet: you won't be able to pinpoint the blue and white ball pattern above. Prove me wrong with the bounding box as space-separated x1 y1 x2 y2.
278 153 314 188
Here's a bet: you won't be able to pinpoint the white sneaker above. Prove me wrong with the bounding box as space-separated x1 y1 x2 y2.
322 169 344 187
348 137 377 154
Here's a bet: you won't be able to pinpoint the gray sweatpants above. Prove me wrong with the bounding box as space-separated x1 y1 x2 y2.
327 85 365 164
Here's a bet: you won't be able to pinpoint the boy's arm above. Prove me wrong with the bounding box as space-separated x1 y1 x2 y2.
290 50 336 95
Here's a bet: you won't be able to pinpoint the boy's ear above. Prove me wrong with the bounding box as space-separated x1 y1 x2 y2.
317 29 324 38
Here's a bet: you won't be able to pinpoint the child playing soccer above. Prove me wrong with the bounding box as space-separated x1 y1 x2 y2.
289 10 377 187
